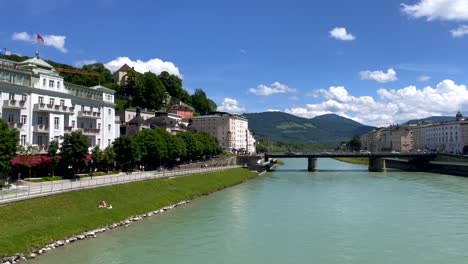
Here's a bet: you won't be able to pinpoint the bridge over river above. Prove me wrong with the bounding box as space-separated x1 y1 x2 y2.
264 152 438 172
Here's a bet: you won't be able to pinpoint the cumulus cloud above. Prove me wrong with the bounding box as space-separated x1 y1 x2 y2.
74 59 98 68
360 68 398 83
105 57 182 77
284 80 468 127
418 75 431 82
12 32 67 53
329 27 355 41
451 25 468 37
217 98 246 113
249 81 296 96
402 0 468 21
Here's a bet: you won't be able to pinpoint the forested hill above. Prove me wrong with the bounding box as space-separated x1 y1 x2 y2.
404 116 454 125
2 54 216 114
243 112 375 145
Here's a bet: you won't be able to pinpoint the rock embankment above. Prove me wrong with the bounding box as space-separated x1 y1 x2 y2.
0 200 190 264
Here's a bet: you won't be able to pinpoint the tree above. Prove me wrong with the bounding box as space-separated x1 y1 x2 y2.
176 132 201 161
141 72 165 110
60 131 89 177
47 141 59 176
134 129 166 169
102 146 116 173
347 135 362 152
159 71 190 103
91 146 102 172
0 120 18 177
113 136 140 171
17 145 40 180
190 89 216 115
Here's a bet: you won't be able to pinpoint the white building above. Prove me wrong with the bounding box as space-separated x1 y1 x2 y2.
191 112 256 154
0 52 118 151
420 113 468 154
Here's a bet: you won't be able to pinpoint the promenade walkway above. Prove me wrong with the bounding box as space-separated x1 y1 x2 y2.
0 165 241 205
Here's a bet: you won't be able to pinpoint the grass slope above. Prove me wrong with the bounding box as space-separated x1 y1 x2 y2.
335 157 369 165
0 168 257 256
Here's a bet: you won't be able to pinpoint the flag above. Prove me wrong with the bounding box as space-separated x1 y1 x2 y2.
37 34 45 44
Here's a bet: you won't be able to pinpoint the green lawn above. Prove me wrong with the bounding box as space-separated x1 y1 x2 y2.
0 168 257 256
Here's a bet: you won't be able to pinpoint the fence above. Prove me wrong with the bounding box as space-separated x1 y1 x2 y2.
0 165 241 204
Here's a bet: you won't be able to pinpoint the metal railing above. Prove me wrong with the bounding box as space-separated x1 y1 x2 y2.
0 165 240 205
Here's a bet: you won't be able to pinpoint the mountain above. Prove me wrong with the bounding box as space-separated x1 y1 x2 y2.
243 112 375 145
404 116 454 125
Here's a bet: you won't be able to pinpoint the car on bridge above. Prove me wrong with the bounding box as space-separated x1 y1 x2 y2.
359 150 371 154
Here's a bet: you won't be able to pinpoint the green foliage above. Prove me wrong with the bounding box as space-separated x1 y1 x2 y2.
255 138 330 153
244 112 375 146
190 89 217 115
47 141 59 176
134 129 167 167
0 119 18 176
159 71 190 103
113 136 140 170
0 168 257 256
346 135 362 151
102 146 116 172
60 131 89 176
30 176 64 182
17 145 40 179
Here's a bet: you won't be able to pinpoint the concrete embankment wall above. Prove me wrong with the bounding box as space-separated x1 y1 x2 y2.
386 156 468 177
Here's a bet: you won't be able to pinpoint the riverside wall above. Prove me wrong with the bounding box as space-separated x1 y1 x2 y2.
386 155 468 177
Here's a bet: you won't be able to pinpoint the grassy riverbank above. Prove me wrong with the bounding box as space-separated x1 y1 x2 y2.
335 157 369 165
0 168 257 256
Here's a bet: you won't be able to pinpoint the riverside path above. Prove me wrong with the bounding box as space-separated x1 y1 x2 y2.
0 165 240 205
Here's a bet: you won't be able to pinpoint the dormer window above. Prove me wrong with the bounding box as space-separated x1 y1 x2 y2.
49 80 54 88
43 79 46 87
57 81 61 88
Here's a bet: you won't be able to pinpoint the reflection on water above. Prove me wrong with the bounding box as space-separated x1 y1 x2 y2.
31 158 468 264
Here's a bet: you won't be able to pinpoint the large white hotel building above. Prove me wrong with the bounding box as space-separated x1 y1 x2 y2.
0 52 118 151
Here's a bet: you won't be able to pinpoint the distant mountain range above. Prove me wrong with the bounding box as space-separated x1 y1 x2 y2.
243 112 375 145
404 116 455 125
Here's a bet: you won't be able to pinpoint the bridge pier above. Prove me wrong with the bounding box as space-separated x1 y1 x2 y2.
307 157 317 172
368 157 386 172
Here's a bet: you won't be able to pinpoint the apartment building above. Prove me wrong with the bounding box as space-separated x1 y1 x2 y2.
191 112 256 154
0 52 118 151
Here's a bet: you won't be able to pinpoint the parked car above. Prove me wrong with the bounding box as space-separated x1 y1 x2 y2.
359 150 371 154
390 150 400 154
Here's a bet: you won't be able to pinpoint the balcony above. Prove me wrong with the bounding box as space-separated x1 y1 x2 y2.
77 127 100 135
7 122 24 129
78 110 101 119
3 99 27 109
33 103 74 114
33 124 49 133
64 125 73 132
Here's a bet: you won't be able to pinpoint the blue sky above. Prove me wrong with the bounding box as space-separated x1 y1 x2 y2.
1 0 468 126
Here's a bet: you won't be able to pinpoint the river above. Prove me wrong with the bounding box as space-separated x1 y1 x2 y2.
30 158 468 263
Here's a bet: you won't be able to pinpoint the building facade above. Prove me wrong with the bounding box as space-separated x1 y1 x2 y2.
191 112 256 154
0 52 118 151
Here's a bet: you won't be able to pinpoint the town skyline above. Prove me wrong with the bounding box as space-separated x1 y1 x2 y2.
1 0 468 127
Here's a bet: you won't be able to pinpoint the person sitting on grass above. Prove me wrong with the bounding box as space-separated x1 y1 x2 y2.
107 203 113 209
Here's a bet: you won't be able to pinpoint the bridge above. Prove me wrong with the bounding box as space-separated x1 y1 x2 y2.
264 152 438 172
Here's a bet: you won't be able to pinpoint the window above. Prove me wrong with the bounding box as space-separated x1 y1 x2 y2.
72 120 75 128
54 136 59 142
108 124 111 131
57 81 61 88
108 139 111 146
8 113 14 122
9 93 14 100
21 135 26 146
21 115 26 124
43 79 46 87
38 116 43 125
39 96 44 104
108 109 111 115
97 139 101 146
81 105 85 112
80 122 84 128
21 94 27 101
49 80 54 88
98 123 101 130
54 117 59 129
38 135 43 146
60 99 65 106
49 98 55 105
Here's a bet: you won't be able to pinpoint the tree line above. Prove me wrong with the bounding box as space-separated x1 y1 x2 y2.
0 119 221 180
2 54 217 115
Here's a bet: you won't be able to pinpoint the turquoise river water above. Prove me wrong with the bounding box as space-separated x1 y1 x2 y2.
30 158 468 263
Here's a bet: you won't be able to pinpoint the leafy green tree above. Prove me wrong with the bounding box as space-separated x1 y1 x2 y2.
190 89 216 115
82 63 113 84
60 131 89 177
17 145 39 180
141 72 165 110
47 141 59 176
91 146 102 172
176 132 201 160
102 146 116 173
113 136 140 171
347 135 362 151
134 129 166 169
0 119 18 177
194 131 220 157
159 71 190 103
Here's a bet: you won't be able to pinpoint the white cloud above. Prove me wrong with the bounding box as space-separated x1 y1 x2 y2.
360 68 398 83
267 109 281 112
284 80 468 127
418 75 431 82
402 0 468 21
249 81 296 96
217 98 246 113
105 57 182 77
74 59 98 68
329 27 355 41
451 25 468 37
12 32 68 53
